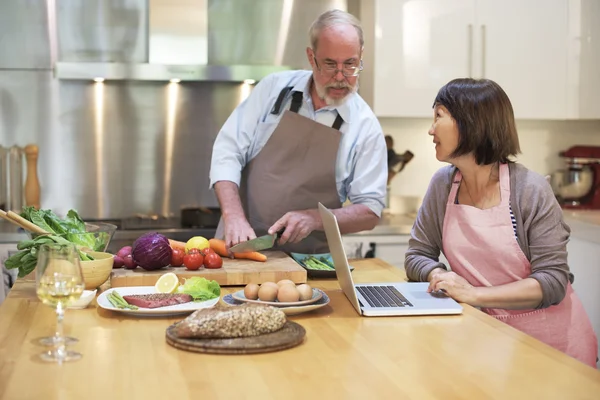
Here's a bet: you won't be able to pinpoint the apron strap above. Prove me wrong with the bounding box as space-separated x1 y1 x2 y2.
290 90 303 113
448 169 462 205
271 87 345 130
499 163 510 206
332 113 344 130
270 86 294 115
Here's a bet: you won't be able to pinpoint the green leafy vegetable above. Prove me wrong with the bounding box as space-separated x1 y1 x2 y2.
4 207 106 278
178 277 221 301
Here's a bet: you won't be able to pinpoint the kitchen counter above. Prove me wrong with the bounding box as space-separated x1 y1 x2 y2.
1 258 598 399
563 210 600 245
347 212 416 236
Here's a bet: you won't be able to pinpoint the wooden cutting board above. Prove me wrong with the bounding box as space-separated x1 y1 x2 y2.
165 320 306 354
110 250 307 287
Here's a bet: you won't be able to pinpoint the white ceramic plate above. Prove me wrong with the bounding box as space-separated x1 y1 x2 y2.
97 286 219 317
223 289 330 316
231 288 322 306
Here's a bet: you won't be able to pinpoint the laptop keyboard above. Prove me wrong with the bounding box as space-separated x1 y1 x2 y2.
356 286 414 308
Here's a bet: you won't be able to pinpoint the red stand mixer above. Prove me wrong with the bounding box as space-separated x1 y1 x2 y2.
552 146 600 210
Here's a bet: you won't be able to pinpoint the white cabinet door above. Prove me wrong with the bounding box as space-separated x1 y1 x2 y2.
476 0 569 119
567 0 600 119
567 237 600 368
373 0 476 117
373 0 571 119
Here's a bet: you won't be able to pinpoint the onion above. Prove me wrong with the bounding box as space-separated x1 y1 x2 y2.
113 255 125 269
117 246 132 259
131 232 172 271
123 254 137 269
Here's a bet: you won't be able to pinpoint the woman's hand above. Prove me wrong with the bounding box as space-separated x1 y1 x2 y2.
428 271 478 304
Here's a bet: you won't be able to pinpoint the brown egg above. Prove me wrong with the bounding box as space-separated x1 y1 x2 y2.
261 281 278 290
297 284 313 301
258 285 278 302
277 279 295 287
244 283 260 300
277 285 300 302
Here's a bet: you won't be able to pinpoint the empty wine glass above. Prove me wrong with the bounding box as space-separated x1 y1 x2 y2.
35 243 85 363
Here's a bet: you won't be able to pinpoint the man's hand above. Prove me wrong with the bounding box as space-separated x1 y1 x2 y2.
427 271 478 304
223 217 256 251
269 209 321 245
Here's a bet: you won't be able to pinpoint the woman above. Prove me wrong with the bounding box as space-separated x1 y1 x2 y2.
405 78 598 368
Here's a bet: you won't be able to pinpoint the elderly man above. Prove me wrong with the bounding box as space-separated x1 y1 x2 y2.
209 9 387 254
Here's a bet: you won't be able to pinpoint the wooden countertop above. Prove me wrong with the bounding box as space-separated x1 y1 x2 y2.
1 259 599 399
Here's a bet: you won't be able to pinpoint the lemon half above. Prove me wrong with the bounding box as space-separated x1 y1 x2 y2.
155 272 180 294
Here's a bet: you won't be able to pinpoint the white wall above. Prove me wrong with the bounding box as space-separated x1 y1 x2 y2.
382 118 600 198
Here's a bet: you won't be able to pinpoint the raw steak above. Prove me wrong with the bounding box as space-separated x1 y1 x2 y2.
174 303 286 339
123 293 193 309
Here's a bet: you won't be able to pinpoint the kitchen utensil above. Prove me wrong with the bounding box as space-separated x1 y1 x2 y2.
229 229 285 253
230 288 323 307
0 209 48 234
553 145 600 209
165 320 306 354
222 289 331 316
24 144 40 210
110 250 307 287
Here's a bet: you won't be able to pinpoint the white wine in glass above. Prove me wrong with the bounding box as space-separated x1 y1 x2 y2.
35 243 85 363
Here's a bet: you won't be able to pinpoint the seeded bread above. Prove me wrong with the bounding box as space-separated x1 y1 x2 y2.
174 303 286 339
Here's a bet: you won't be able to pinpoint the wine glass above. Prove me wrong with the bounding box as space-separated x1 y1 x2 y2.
35 243 85 363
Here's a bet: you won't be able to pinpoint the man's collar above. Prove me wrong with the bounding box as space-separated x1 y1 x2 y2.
292 71 354 124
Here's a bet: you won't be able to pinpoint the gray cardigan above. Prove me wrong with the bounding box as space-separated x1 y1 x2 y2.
405 162 572 309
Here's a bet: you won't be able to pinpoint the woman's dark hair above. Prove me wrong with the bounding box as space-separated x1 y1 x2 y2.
433 78 520 165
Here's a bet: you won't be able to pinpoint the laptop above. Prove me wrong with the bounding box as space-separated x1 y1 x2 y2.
318 203 463 317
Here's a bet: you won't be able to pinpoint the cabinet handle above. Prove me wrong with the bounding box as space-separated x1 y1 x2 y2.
481 24 487 78
468 24 473 78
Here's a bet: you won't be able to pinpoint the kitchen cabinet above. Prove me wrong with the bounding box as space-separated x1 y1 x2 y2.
373 0 600 120
567 236 600 367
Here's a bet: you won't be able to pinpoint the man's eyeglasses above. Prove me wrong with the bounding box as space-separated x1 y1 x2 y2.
313 56 363 77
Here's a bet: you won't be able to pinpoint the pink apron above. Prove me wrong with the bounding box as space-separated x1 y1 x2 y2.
442 163 598 368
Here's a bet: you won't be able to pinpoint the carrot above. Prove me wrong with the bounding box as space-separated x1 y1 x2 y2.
209 238 267 262
168 239 186 251
233 251 267 262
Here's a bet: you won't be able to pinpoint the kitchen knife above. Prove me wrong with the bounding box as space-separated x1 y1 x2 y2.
229 229 284 253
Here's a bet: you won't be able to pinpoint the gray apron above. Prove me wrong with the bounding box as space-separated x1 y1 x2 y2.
215 86 343 253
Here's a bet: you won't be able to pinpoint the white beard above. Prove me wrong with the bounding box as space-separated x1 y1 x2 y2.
314 79 359 106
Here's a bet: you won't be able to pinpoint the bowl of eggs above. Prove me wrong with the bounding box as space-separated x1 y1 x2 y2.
232 280 322 306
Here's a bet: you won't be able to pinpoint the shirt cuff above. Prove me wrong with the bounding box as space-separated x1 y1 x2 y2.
351 198 385 218
209 166 242 189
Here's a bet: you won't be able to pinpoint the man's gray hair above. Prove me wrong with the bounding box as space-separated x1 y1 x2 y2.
309 9 364 50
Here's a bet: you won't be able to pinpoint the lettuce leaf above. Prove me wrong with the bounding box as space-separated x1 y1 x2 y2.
178 277 221 301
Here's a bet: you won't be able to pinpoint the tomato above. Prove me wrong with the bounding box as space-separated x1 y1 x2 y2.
187 248 200 255
202 247 215 256
183 252 204 270
204 252 223 269
171 248 185 267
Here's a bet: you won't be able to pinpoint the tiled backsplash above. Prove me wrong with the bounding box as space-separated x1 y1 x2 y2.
382 118 600 198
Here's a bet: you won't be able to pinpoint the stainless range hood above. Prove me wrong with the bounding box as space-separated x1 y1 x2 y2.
54 0 348 82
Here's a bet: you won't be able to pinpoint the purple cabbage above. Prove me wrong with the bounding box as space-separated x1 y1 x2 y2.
131 232 173 271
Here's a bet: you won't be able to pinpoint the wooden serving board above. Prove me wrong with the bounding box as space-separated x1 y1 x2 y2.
165 321 306 354
110 250 307 287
